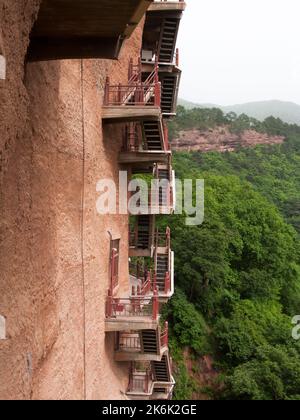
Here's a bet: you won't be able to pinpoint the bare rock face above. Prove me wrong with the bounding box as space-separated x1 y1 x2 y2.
0 2 144 401
171 126 285 153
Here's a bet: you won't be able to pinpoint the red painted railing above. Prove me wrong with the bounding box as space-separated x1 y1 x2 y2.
127 365 152 394
129 265 171 297
104 60 161 107
128 58 142 84
118 332 141 351
161 321 169 347
129 259 150 281
122 122 140 152
122 119 170 153
106 289 159 320
155 226 171 248
152 288 159 320
163 120 170 151
127 362 174 396
175 48 179 67
127 189 173 215
164 272 171 294
117 324 168 353
110 247 119 292
138 271 152 296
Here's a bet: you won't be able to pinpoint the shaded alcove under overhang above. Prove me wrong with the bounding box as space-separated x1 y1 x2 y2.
27 0 152 61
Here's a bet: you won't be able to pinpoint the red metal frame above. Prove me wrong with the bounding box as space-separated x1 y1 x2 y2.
104 60 161 107
162 120 170 151
110 247 119 292
152 288 159 320
161 321 169 347
105 290 159 320
128 57 142 84
175 48 179 67
127 365 152 394
164 272 171 294
118 332 141 351
138 271 152 296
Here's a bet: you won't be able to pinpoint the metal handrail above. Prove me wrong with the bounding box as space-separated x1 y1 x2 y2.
127 371 175 396
106 289 159 320
160 321 169 347
104 60 161 107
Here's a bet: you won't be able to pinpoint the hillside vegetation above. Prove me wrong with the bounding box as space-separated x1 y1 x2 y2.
178 99 300 125
163 107 300 400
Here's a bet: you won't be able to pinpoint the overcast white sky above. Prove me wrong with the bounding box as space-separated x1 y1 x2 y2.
178 0 300 105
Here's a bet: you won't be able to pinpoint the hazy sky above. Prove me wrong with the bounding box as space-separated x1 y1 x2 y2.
178 0 300 105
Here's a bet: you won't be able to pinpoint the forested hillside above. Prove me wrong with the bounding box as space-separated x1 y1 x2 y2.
178 100 300 125
163 108 300 400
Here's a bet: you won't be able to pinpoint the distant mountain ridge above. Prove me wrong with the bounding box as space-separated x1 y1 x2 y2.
178 99 300 125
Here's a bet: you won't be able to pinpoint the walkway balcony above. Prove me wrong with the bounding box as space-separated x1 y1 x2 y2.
129 231 174 302
129 220 172 257
127 178 175 216
129 215 155 257
119 121 171 164
126 353 175 400
102 61 162 123
114 321 169 361
27 0 153 61
105 290 160 332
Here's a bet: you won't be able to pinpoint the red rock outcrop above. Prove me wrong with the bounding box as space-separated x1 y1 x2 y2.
171 126 284 153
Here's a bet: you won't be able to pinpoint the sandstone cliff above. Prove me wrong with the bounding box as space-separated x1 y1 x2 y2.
171 126 284 153
0 1 143 400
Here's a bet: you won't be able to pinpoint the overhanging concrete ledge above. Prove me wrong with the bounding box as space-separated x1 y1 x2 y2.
105 318 159 332
119 151 171 164
102 106 161 123
27 0 153 61
148 1 186 12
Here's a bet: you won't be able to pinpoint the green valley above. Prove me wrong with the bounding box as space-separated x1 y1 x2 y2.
163 107 300 400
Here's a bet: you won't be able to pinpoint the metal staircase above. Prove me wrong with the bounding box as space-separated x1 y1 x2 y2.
157 166 170 180
158 18 180 63
121 120 169 155
143 121 164 151
161 75 177 114
141 329 159 354
156 254 169 292
152 354 171 382
104 0 185 401
156 165 170 206
136 216 151 249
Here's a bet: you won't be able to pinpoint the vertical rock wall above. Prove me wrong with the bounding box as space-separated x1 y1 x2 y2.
0 1 143 400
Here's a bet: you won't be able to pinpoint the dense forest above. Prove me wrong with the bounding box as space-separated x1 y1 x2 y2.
163 107 300 400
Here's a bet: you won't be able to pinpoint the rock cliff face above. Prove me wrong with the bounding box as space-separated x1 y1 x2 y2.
0 1 143 400
171 126 284 153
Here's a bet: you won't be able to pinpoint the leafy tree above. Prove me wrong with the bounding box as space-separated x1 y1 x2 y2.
164 289 211 355
225 344 300 400
165 107 300 400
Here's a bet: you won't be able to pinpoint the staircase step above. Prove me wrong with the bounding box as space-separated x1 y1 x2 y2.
141 329 159 354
